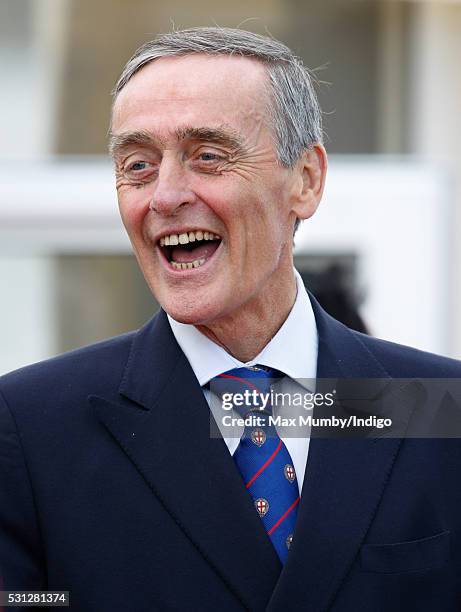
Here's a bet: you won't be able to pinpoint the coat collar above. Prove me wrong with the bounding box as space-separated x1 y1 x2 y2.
91 294 418 611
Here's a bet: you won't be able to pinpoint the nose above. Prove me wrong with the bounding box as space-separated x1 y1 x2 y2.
149 154 195 216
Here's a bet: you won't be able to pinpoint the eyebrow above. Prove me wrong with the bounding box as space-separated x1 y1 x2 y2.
174 126 244 151
108 125 244 159
108 130 157 159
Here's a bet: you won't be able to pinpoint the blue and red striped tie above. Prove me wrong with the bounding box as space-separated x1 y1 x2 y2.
211 366 300 564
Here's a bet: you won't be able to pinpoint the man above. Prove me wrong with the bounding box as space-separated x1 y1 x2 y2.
1 27 461 612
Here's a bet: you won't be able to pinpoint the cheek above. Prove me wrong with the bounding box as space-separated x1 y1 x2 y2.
206 183 275 244
198 182 236 216
118 189 151 234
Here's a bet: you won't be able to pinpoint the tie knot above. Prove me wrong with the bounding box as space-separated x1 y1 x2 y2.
208 365 283 417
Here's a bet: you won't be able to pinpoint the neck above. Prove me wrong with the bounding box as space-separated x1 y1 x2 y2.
195 268 297 362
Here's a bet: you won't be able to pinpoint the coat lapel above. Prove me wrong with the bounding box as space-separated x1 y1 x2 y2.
267 295 419 611
90 310 281 611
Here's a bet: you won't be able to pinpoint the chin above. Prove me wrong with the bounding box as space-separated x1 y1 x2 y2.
160 294 228 327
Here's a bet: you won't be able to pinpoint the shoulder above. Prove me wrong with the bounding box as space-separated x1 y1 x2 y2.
351 329 461 378
0 329 136 406
310 291 461 378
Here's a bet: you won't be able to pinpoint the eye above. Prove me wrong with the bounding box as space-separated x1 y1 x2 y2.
127 160 152 172
198 152 222 162
192 150 227 173
123 159 157 184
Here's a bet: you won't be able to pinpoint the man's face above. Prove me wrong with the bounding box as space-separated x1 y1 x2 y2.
111 54 304 325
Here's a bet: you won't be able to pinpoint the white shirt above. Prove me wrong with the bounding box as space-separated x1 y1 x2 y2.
167 268 318 494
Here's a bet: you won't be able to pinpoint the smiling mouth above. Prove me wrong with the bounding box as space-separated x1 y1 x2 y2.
158 230 222 270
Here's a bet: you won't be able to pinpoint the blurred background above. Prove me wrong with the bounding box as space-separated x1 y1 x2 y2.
1 0 461 374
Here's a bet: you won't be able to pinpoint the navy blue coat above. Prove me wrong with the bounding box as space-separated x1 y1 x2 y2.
1 295 461 611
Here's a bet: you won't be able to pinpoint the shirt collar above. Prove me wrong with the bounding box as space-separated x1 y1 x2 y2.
167 268 318 387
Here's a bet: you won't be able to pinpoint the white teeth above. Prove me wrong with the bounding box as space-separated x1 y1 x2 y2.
170 258 206 270
160 230 221 246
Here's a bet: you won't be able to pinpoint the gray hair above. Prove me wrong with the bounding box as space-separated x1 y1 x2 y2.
112 27 324 233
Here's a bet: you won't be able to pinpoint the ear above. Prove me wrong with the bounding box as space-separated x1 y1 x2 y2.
290 144 327 221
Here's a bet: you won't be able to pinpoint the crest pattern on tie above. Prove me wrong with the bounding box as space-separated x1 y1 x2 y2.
211 366 300 564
